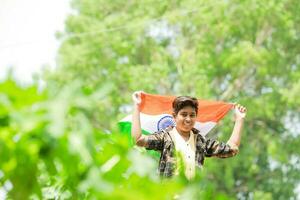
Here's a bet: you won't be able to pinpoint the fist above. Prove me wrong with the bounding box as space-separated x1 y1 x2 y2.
234 103 247 120
132 91 143 105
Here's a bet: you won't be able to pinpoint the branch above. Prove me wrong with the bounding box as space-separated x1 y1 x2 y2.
219 67 256 101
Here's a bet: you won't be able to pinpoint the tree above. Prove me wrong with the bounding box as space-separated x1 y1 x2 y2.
0 0 299 198
49 0 300 198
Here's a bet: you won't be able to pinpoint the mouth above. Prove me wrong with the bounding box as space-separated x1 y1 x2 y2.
184 123 193 127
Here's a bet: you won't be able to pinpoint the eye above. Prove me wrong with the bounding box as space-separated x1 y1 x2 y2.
181 113 188 117
190 114 196 118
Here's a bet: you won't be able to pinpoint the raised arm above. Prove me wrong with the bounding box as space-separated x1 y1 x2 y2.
131 91 147 147
227 104 247 148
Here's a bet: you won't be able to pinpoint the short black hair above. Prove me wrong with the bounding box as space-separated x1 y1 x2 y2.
172 96 198 115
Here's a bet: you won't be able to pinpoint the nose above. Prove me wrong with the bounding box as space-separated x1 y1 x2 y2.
185 116 191 122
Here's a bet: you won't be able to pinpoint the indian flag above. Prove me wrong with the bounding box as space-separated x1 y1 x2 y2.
119 93 234 136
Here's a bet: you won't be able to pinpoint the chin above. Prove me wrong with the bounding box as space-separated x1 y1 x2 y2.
183 127 193 132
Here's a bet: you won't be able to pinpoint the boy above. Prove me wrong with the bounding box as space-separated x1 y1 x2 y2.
131 91 246 179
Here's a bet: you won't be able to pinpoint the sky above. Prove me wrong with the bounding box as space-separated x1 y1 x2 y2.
0 0 71 84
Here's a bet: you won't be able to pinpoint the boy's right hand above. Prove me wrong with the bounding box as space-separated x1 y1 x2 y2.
132 91 143 106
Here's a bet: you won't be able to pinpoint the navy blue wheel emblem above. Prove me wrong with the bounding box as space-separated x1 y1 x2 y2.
157 115 175 131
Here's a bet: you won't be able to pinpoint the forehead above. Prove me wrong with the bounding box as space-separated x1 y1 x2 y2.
178 106 197 113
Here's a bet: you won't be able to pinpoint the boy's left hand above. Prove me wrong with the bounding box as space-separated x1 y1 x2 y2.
234 103 247 120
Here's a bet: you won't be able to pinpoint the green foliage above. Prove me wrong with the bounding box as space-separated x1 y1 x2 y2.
0 78 195 199
1 0 300 199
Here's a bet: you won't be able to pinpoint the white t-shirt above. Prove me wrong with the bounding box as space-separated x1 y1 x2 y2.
169 127 196 180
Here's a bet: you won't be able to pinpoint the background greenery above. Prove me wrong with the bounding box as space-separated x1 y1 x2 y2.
1 0 300 199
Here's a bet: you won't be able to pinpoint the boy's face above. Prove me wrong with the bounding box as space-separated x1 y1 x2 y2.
173 106 197 133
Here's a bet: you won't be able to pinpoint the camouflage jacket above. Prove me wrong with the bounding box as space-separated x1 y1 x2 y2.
144 126 239 177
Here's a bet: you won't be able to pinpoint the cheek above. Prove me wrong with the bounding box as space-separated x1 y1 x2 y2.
174 116 183 124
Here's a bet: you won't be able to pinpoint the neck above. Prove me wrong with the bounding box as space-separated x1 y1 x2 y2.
175 127 190 139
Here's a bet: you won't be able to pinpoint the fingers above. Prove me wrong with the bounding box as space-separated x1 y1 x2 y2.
233 103 247 120
132 91 144 105
234 103 246 112
234 104 247 120
132 92 140 103
237 105 246 113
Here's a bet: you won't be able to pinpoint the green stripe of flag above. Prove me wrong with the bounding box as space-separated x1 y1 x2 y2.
118 121 160 158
